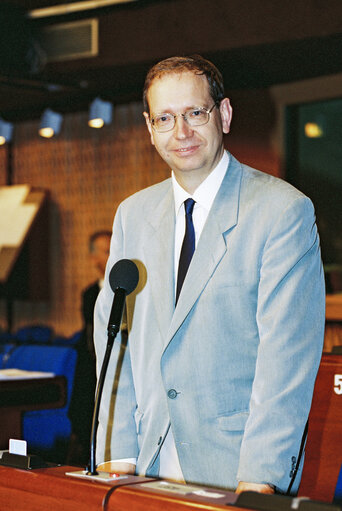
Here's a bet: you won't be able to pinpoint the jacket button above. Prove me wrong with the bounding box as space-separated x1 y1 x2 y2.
167 389 178 399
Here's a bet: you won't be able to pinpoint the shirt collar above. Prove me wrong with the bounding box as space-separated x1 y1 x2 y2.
172 151 229 215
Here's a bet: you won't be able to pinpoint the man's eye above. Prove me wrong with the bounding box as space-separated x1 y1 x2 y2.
157 114 171 123
188 109 205 118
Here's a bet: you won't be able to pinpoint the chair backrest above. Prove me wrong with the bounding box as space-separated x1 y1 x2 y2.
52 330 82 347
298 353 342 502
14 325 53 344
0 343 16 368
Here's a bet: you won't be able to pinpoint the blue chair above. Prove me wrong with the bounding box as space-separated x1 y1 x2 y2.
0 342 16 368
3 344 77 462
53 330 82 347
14 325 53 344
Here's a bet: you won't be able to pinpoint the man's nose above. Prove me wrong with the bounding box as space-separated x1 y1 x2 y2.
173 115 193 138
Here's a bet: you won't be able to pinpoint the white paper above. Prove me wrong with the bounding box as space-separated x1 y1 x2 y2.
9 439 27 456
65 471 129 483
0 368 55 380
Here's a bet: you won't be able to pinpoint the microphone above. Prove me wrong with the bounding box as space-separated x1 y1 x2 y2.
88 259 139 475
107 259 139 338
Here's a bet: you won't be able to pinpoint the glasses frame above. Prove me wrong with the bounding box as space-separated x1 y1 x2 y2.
150 103 218 133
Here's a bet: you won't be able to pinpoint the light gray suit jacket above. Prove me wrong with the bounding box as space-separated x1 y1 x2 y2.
94 153 325 493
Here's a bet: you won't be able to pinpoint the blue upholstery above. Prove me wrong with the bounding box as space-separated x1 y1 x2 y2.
3 344 77 459
22 410 72 451
53 330 82 347
15 325 53 344
0 342 16 368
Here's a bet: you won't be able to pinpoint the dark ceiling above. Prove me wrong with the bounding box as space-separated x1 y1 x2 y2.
1 0 342 122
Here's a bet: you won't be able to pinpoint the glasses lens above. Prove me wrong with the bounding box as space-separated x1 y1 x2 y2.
186 108 209 126
152 106 214 132
153 113 174 132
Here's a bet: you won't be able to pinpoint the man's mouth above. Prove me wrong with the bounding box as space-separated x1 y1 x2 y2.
174 145 199 154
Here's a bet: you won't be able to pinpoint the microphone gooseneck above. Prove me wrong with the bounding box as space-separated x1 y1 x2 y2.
88 259 139 476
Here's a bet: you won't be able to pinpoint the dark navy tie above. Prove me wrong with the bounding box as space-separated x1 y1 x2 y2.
176 198 196 304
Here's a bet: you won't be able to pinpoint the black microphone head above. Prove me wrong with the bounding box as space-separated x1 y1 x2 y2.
109 259 139 295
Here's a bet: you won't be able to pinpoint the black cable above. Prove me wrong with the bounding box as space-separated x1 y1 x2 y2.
286 420 308 495
102 478 156 511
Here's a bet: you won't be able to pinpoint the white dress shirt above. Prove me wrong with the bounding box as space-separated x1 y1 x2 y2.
104 151 229 480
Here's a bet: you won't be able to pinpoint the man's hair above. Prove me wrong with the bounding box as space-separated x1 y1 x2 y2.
89 230 111 253
143 55 225 114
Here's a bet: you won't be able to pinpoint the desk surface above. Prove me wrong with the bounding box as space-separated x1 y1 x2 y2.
0 465 248 511
1 465 337 511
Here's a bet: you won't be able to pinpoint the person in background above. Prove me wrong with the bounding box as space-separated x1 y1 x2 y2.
82 231 112 351
94 55 325 494
69 230 111 465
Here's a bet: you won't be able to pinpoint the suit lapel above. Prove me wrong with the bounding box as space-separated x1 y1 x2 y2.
143 183 176 344
166 154 243 344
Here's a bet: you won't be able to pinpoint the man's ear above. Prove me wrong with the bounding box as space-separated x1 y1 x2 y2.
143 112 155 146
219 98 233 134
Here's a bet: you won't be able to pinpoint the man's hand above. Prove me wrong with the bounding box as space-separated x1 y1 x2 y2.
97 461 136 474
236 482 275 494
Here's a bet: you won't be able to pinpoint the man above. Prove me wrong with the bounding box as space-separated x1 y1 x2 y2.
69 231 111 464
94 55 325 494
83 231 112 345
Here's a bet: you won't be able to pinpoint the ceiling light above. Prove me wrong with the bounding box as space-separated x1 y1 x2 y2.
88 98 113 128
0 118 13 145
304 114 326 139
39 108 63 138
304 122 324 138
29 0 137 19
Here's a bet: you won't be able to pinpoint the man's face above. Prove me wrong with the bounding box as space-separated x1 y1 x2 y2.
91 235 111 277
144 71 232 187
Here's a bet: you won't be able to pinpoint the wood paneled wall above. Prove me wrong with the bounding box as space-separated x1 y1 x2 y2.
0 103 169 335
1 90 339 351
0 148 7 186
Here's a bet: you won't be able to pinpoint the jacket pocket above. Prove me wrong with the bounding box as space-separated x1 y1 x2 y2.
217 411 249 432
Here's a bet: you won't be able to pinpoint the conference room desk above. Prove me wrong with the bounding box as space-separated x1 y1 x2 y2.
0 465 248 511
2 353 342 509
0 375 66 450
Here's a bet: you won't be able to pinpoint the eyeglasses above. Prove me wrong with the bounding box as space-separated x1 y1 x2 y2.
150 103 218 133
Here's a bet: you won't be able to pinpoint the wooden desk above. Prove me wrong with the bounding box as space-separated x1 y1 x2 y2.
326 294 342 321
0 465 247 511
0 376 66 449
0 465 110 511
299 353 342 502
2 355 341 507
106 476 239 511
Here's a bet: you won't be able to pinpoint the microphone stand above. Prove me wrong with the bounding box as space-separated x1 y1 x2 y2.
87 287 126 475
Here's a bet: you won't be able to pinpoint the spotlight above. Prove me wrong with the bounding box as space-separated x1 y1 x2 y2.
304 114 326 139
39 108 63 138
304 123 323 138
0 117 13 145
88 98 113 128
